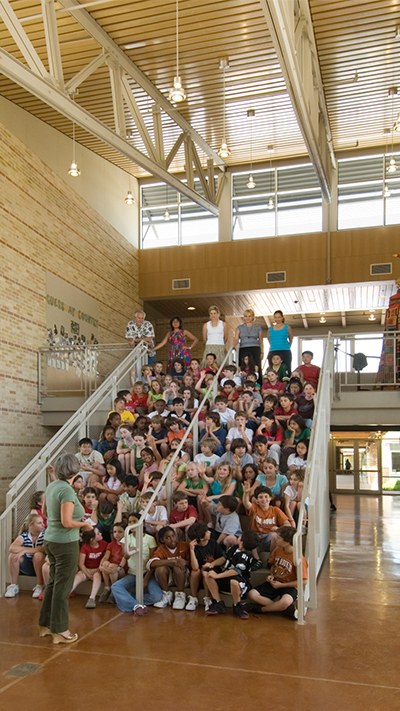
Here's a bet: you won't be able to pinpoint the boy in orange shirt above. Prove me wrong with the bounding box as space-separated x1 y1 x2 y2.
148 527 190 610
165 417 193 459
242 482 290 552
245 525 308 619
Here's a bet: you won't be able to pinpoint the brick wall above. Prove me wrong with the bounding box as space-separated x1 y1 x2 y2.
0 121 140 508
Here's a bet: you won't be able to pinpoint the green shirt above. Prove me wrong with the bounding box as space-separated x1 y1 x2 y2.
284 427 311 443
44 480 85 543
184 478 206 491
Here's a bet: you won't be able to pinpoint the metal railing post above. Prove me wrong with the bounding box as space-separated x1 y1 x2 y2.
135 524 144 605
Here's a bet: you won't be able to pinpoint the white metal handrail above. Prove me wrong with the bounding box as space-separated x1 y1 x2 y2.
0 341 148 595
294 332 333 624
123 347 234 604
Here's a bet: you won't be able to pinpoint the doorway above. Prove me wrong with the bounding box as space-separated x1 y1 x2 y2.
331 438 380 494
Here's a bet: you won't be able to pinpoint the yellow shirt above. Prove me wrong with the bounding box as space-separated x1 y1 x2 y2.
108 410 135 423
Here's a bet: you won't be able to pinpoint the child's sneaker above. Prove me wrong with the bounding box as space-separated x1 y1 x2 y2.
107 591 115 604
99 589 110 603
233 603 249 620
203 595 212 612
32 584 44 599
85 597 96 609
5 584 19 598
154 590 173 608
172 591 186 610
242 602 263 614
185 595 198 611
283 604 298 620
133 604 148 616
205 599 226 616
38 589 45 601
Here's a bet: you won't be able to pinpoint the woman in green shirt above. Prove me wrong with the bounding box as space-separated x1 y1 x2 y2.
38 453 92 644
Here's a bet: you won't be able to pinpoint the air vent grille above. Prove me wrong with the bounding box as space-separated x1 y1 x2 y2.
266 271 286 283
172 278 191 290
370 263 392 275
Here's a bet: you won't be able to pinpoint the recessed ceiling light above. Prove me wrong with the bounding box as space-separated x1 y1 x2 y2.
187 306 195 311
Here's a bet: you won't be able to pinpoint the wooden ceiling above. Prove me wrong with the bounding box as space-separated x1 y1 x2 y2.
0 0 399 178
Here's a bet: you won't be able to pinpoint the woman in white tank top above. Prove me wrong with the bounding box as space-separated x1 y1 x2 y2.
201 305 228 366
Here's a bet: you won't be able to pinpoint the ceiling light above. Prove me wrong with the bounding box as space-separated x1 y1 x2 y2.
218 59 231 158
163 208 171 221
123 41 146 49
247 108 255 189
187 306 195 310
319 316 326 324
384 183 391 197
395 113 400 132
387 156 398 173
169 0 186 103
68 122 80 177
267 145 274 153
368 313 376 321
387 89 398 172
267 197 274 210
125 190 134 205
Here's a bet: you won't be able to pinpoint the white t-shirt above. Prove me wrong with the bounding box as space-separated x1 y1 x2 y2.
148 409 170 419
287 454 306 469
106 476 122 491
215 407 236 424
221 375 242 387
284 484 298 502
194 453 220 467
143 505 168 535
226 426 254 443
76 450 104 485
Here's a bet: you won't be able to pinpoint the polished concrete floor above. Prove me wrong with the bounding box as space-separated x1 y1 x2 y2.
1 495 400 710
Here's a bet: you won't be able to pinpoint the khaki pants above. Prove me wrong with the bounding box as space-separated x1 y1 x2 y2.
38 540 79 634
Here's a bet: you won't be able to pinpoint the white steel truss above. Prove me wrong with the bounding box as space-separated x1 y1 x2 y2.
0 0 225 215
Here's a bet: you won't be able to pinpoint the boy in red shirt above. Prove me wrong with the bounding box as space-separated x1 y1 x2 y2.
274 393 298 427
99 522 127 603
126 381 148 414
243 482 290 552
169 491 198 536
246 525 308 619
296 351 320 390
149 527 190 610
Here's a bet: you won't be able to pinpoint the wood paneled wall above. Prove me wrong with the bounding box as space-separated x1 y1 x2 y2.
139 225 399 298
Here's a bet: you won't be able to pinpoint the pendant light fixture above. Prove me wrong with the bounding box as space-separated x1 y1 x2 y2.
246 109 255 189
125 175 135 204
169 0 186 103
267 146 274 210
387 87 398 172
384 183 391 198
163 184 171 220
68 122 80 177
218 58 231 158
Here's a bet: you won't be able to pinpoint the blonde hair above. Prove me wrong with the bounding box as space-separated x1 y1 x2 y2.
208 305 220 316
214 462 233 494
19 513 42 535
243 308 255 319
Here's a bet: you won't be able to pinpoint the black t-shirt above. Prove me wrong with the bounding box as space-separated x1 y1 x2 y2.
295 396 314 420
195 538 224 567
171 411 192 428
222 545 262 580
152 427 168 441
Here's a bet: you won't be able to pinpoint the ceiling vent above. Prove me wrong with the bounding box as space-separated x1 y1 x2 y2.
266 271 286 283
172 278 191 290
370 263 392 275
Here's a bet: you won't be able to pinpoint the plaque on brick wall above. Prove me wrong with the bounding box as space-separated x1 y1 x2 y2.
46 272 99 348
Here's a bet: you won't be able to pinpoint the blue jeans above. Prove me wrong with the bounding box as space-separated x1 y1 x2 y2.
111 574 162 612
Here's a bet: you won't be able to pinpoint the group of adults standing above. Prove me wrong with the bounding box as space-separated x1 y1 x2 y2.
125 306 293 375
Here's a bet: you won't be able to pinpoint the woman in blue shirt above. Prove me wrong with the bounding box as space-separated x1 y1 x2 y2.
267 310 294 375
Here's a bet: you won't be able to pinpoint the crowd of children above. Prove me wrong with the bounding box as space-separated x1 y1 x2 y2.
6 347 317 620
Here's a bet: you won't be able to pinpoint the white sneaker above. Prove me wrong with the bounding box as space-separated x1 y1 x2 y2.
5 584 19 598
172 591 186 610
203 596 212 612
32 584 44 599
185 595 198 611
154 590 173 608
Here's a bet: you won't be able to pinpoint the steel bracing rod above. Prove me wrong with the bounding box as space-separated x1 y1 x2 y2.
0 0 50 79
0 48 219 215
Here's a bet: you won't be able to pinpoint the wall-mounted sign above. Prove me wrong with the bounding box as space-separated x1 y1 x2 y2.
46 272 99 347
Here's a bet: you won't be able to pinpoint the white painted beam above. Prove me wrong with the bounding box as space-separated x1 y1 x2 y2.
0 48 219 216
107 58 125 138
341 311 346 327
56 0 225 168
260 0 334 202
165 133 184 169
121 73 157 162
263 315 272 329
301 312 309 329
65 52 105 93
152 104 165 164
0 0 50 79
41 0 64 89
